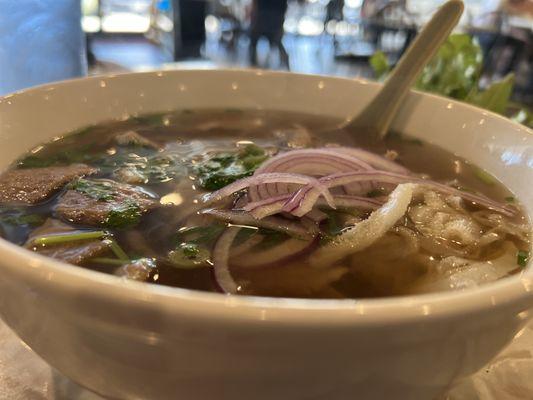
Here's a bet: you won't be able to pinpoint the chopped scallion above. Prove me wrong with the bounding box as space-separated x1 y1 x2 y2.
104 239 130 261
90 257 129 266
473 168 496 186
33 231 107 246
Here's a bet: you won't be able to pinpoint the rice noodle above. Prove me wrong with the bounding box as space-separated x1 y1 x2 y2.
311 183 415 268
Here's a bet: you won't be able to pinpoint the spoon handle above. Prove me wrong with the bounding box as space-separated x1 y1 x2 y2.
347 0 464 138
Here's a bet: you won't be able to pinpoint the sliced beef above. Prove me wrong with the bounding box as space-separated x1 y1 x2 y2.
115 258 157 281
55 178 159 227
0 164 97 205
25 218 109 265
114 130 161 150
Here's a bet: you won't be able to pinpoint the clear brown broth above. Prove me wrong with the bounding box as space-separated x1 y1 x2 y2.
0 109 529 298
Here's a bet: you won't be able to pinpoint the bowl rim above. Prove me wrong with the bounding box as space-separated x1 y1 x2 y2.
0 68 532 326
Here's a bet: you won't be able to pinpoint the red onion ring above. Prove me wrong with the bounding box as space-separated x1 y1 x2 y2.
212 226 241 294
327 147 410 174
203 172 334 208
231 236 318 269
286 171 514 217
249 148 375 201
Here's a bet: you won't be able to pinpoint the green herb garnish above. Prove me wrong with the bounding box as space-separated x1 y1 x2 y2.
70 179 116 201
505 196 515 203
33 231 107 246
104 238 130 261
90 257 129 266
105 202 142 229
517 250 529 268
168 242 210 269
473 167 497 186
369 34 528 126
193 144 268 190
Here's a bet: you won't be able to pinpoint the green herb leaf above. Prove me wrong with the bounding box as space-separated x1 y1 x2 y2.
369 51 391 80
105 202 142 229
70 179 116 201
473 167 497 186
517 250 529 268
467 74 515 115
505 196 515 203
415 34 483 100
168 242 210 269
193 144 269 190
90 257 129 266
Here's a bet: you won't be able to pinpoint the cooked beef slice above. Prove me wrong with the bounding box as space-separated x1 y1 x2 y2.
25 218 109 265
0 164 97 205
115 258 157 281
114 130 161 149
55 178 159 227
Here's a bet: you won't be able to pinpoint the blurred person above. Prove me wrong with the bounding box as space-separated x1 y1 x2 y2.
249 0 289 68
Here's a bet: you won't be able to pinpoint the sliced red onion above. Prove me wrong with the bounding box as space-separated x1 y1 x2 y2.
201 208 317 238
316 195 384 210
286 171 514 217
243 194 290 219
321 171 515 216
203 172 334 208
245 193 384 220
328 147 411 174
231 236 318 269
212 226 241 294
249 148 374 201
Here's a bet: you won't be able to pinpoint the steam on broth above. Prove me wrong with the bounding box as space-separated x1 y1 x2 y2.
0 109 529 298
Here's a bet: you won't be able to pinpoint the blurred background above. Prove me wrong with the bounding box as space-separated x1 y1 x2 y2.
0 0 531 119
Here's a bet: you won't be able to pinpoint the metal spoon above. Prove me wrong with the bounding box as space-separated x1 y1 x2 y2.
342 0 464 139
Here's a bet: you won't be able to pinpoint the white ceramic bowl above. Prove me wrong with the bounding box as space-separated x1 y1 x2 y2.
0 70 531 400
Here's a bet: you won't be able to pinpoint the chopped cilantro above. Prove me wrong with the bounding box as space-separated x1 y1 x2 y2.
105 202 142 228
168 242 210 269
505 196 515 203
517 250 529 268
193 144 268 190
70 179 116 201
